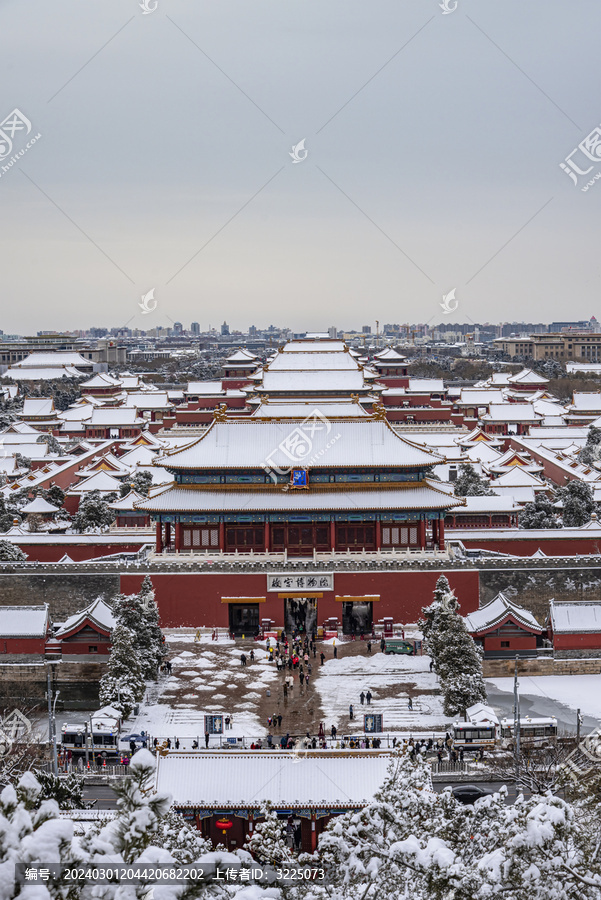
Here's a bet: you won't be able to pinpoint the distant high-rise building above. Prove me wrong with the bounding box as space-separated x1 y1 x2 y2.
173 322 183 334
191 322 200 335
249 325 258 337
328 326 337 339
221 321 230 335
362 325 371 334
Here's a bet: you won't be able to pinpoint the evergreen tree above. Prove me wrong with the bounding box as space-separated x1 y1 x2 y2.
559 480 595 527
34 772 89 810
36 433 62 455
0 771 83 899
136 577 166 678
87 750 171 864
0 541 27 561
157 808 212 864
453 463 496 497
132 470 153 497
72 490 116 533
520 492 561 529
112 583 164 681
580 425 601 466
99 625 145 718
421 576 486 717
245 802 293 867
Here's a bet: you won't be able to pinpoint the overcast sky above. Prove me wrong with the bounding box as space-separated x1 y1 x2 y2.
0 0 600 335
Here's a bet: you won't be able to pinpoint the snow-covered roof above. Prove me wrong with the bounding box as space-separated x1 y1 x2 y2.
482 404 540 423
250 401 370 418
4 366 86 381
54 597 115 638
156 753 394 807
466 703 499 726
281 340 347 353
22 398 56 417
457 390 505 406
20 497 60 514
125 392 173 409
569 392 601 412
452 495 519 513
549 600 601 634
10 351 92 369
0 605 49 638
406 378 445 393
268 352 359 372
508 368 549 385
70 470 124 494
138 481 462 513
252 369 377 394
88 409 143 426
154 419 444 470
465 592 542 634
185 381 225 395
108 489 146 510
81 373 121 388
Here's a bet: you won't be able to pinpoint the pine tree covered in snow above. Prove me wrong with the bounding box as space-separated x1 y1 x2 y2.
0 771 83 900
245 802 293 867
71 490 116 533
453 463 496 497
99 624 145 718
580 425 601 465
111 583 165 682
421 576 486 717
520 492 561 529
559 480 595 527
157 808 212 864
420 575 457 663
0 540 27 561
34 772 89 811
136 577 166 679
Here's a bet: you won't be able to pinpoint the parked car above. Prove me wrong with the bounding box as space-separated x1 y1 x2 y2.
451 784 492 805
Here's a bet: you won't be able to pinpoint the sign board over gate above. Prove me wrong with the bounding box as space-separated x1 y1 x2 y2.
267 573 334 592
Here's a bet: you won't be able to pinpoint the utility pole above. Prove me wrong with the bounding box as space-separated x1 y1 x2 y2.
513 655 521 782
84 723 89 769
577 708 582 744
46 665 54 773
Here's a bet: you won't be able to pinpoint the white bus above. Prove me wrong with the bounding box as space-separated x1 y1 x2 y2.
60 723 120 759
451 722 497 750
499 717 558 750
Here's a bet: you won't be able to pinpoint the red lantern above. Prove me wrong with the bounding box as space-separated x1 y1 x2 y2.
216 818 233 831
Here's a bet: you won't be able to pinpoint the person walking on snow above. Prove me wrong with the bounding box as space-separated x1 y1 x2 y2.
360 691 365 706
320 652 325 666
408 696 413 710
366 690 372 705
349 704 354 720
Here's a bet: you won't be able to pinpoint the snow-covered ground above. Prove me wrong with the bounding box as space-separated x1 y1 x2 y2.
132 639 277 745
315 652 447 733
487 674 601 732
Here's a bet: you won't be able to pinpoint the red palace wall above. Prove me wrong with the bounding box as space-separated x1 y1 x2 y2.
453 533 601 556
0 638 46 654
18 542 147 562
483 635 538 653
551 632 601 651
120 569 480 629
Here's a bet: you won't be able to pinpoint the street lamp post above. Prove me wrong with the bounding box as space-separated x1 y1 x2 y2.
45 663 59 775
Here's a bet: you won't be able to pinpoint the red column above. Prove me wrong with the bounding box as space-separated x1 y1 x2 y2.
432 519 438 546
375 519 381 550
165 522 171 550
155 522 163 553
330 520 336 551
219 520 225 552
264 520 270 552
438 518 445 551
310 814 317 851
418 519 426 549
175 522 182 552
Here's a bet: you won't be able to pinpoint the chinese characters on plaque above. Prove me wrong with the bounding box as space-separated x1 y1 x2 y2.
267 573 334 592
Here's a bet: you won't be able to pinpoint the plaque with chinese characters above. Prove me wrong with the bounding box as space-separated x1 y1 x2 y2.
267 573 334 592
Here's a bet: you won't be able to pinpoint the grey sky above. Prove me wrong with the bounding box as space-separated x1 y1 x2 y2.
0 0 599 334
